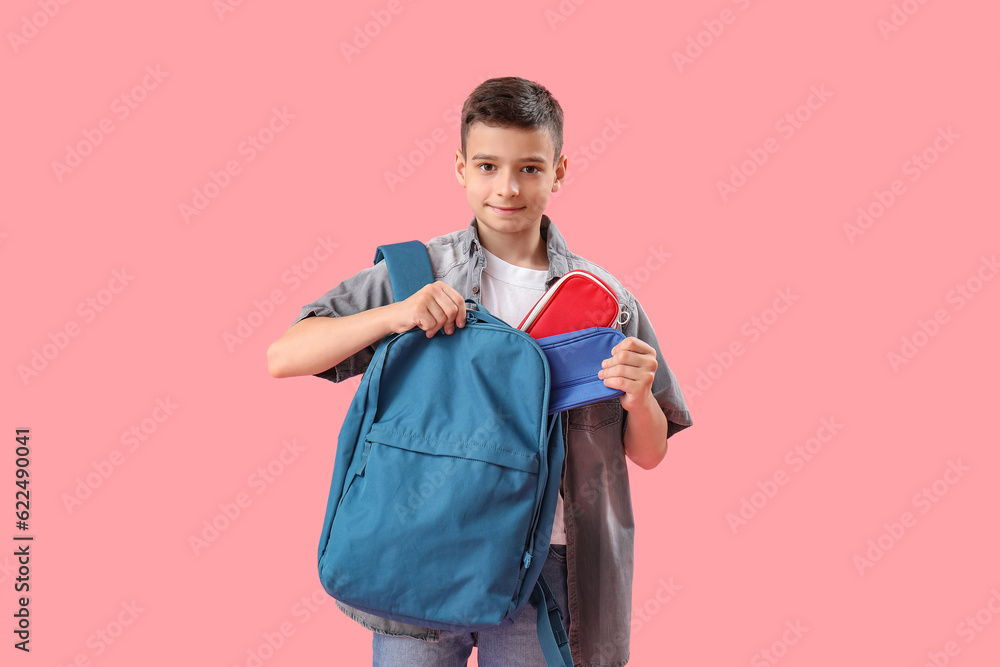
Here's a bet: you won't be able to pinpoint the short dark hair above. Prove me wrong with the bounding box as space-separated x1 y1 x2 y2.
460 77 564 167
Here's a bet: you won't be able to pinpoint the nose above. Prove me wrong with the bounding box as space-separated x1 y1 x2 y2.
495 169 519 198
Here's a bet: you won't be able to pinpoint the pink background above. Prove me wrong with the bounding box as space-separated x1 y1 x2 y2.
4 1 999 665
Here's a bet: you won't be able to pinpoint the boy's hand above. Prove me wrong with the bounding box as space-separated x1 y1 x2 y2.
597 337 657 412
391 281 467 338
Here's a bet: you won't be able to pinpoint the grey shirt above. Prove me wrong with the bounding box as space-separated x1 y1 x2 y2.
292 215 693 666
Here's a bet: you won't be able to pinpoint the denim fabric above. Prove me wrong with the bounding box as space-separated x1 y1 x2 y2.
371 545 570 667
295 216 693 666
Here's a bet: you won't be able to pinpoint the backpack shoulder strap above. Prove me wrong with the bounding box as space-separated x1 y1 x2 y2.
373 241 434 302
531 573 574 666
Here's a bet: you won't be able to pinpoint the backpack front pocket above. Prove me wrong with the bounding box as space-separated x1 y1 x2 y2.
320 425 542 629
332 439 372 517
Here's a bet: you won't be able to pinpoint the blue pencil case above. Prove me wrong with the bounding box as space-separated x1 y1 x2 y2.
536 327 626 414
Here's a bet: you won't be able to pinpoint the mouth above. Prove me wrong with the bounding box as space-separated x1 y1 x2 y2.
489 205 524 213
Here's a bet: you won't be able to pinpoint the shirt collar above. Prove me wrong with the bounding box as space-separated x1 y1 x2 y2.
461 214 570 286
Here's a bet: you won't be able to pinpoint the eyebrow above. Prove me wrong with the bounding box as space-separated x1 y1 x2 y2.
470 153 549 165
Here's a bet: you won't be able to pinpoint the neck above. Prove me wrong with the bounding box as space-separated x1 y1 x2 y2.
475 219 549 270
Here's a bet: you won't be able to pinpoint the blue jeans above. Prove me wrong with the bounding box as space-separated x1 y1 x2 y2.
372 544 569 666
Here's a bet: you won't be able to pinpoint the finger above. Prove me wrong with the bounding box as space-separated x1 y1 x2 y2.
439 282 468 328
442 285 468 329
431 289 462 335
621 350 658 371
612 337 652 357
603 350 655 372
421 295 450 337
600 374 641 394
598 364 643 383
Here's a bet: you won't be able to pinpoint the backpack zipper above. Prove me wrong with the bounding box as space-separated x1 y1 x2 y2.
334 439 374 517
388 316 553 573
457 318 553 572
520 412 562 571
356 439 372 476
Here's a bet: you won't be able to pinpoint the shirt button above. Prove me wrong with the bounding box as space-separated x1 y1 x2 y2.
472 285 479 294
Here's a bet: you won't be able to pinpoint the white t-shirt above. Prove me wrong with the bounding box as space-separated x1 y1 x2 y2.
479 246 567 546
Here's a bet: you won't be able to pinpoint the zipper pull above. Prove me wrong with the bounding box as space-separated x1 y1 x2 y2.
466 311 478 325
617 304 631 328
357 440 373 477
523 550 532 569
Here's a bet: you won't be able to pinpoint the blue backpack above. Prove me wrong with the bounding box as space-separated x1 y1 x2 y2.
316 241 574 666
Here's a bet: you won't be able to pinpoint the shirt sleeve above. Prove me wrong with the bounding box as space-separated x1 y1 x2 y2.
624 295 693 439
290 259 394 383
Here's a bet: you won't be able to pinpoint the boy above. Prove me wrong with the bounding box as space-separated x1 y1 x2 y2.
267 77 692 666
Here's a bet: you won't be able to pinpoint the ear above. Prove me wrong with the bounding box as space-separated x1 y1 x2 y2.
455 149 467 187
551 154 568 192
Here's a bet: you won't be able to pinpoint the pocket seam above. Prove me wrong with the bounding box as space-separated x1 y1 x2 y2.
567 399 622 432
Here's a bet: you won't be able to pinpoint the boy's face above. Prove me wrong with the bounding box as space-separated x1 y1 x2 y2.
455 122 567 240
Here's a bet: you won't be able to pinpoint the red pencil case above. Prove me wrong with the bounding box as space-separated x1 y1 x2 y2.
518 269 626 338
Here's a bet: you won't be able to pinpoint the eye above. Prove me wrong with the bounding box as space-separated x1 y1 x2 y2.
478 163 496 172
523 166 540 174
